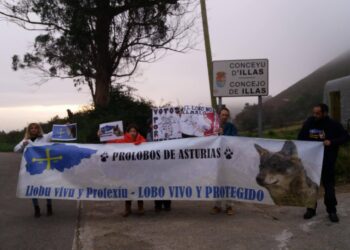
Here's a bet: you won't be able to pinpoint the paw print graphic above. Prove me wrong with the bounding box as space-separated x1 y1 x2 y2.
100 152 109 162
224 148 233 160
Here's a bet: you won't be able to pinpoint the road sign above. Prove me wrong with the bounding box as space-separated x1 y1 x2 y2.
213 59 268 97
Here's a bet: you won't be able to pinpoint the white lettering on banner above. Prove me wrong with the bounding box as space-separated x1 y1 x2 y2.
16 137 324 207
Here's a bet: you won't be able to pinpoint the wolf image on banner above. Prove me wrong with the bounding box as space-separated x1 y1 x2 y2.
254 141 318 207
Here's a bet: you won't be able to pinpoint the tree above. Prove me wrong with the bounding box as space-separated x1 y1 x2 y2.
0 0 196 108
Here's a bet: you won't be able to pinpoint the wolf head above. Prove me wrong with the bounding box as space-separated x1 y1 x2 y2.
254 141 304 189
254 141 318 206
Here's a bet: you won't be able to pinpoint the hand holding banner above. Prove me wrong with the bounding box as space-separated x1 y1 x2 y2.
17 136 324 208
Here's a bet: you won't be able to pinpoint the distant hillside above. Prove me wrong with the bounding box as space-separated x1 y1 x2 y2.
235 51 350 130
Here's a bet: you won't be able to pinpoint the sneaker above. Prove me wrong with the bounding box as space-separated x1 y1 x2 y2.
328 213 339 223
210 206 221 214
226 207 234 216
303 208 316 219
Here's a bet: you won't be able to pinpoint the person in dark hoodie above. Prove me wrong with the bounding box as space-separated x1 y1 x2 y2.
298 103 349 222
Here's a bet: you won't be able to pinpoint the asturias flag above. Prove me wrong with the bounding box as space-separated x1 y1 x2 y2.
24 144 97 175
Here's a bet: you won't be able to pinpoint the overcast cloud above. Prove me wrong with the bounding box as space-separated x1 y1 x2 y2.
1 0 350 131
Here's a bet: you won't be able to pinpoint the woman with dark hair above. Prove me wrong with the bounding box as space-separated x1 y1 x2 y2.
107 123 146 145
100 123 146 217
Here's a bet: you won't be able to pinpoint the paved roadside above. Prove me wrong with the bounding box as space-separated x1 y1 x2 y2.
3 152 350 250
74 193 350 250
0 152 78 250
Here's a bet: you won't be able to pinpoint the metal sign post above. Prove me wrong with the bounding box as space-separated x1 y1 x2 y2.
218 97 223 111
258 96 263 137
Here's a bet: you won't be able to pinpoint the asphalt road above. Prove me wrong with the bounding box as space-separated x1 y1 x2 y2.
0 152 78 250
3 152 350 250
75 196 350 250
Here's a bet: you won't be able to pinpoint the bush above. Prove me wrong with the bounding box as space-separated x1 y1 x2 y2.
335 145 350 184
0 85 152 149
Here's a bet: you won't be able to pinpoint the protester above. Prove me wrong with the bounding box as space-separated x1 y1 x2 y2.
298 103 349 222
211 107 238 215
14 123 53 218
99 124 146 217
146 118 172 212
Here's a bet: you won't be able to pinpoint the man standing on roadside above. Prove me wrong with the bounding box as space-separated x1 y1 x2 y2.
211 107 238 216
298 103 349 222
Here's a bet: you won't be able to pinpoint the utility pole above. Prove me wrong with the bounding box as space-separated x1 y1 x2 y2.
200 0 217 109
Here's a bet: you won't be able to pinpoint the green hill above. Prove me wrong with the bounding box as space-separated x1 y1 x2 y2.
235 51 350 129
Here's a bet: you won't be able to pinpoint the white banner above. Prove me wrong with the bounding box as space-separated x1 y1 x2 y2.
17 136 324 207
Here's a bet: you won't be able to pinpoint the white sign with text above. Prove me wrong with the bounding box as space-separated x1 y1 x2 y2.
213 59 268 97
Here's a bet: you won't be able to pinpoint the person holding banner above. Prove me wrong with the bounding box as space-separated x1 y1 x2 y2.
14 123 53 218
104 124 146 216
146 118 172 212
211 107 238 216
298 103 349 223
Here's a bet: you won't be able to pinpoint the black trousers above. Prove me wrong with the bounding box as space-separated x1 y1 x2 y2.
155 200 171 209
320 164 337 213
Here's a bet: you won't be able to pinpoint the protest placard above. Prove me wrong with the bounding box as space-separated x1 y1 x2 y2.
152 107 182 141
180 106 219 137
52 124 77 141
99 121 124 142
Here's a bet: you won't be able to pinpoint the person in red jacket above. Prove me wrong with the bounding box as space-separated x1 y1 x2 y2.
107 124 146 145
99 124 146 217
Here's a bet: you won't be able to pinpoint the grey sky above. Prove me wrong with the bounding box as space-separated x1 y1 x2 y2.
1 0 350 131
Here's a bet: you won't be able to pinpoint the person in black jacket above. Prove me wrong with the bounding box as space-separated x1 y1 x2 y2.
298 103 349 222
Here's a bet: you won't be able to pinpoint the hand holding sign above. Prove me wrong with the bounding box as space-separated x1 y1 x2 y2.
52 124 77 141
180 106 219 137
99 121 124 142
